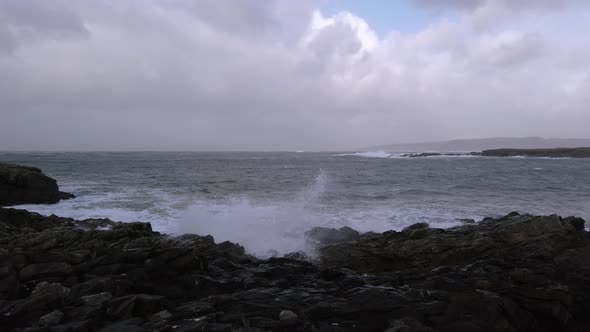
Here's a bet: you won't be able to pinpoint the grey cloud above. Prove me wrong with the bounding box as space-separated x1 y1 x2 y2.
475 32 545 67
411 0 588 30
308 21 362 57
412 0 580 11
0 1 589 151
0 0 87 52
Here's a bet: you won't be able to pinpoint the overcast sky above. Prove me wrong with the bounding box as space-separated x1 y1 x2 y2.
1 0 589 151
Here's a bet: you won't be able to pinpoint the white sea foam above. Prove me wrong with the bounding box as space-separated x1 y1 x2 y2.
333 151 392 158
13 187 183 233
176 171 328 257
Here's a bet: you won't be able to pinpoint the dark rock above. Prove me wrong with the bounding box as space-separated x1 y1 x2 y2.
402 222 429 232
19 263 73 281
385 317 437 332
305 226 360 246
320 213 586 272
482 147 590 158
0 163 75 206
98 318 145 332
279 309 298 321
106 294 167 319
563 216 585 231
50 319 92 332
39 309 63 326
2 205 590 332
81 292 113 306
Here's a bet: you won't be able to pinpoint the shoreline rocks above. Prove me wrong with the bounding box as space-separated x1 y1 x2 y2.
1 207 589 331
0 163 75 206
482 147 590 158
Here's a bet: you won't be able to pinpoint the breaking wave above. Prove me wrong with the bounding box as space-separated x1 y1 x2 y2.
334 151 392 158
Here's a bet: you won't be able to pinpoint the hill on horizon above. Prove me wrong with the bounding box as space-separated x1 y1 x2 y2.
362 137 590 153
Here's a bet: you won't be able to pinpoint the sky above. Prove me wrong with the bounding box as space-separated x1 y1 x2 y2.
0 0 589 151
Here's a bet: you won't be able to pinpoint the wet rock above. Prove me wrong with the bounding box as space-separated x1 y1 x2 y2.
385 317 437 332
0 163 74 206
320 213 587 272
305 226 360 245
98 318 145 332
39 309 63 326
1 205 590 332
31 281 70 298
106 294 167 319
82 292 113 306
402 222 429 232
279 309 298 321
20 262 73 281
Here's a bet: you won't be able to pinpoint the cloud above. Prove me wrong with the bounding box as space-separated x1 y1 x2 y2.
412 0 581 11
412 0 588 30
0 0 88 53
0 1 588 150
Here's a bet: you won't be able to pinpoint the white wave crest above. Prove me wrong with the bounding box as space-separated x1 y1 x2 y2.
334 151 392 158
175 170 328 257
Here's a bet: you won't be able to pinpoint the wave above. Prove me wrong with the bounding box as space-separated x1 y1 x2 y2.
333 151 393 158
13 187 184 233
176 170 328 257
334 151 482 159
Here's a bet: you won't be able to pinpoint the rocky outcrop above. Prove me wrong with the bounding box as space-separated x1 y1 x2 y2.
0 163 75 206
482 147 590 158
305 226 360 246
1 208 590 331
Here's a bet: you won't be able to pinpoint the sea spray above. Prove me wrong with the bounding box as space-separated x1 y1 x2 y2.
176 170 329 257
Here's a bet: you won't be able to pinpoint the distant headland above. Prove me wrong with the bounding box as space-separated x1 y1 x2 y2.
481 147 590 158
364 137 590 153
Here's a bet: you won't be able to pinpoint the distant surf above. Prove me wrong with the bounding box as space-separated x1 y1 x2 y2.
333 151 393 158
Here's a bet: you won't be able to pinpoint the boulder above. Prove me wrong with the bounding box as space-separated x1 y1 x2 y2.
0 163 74 206
39 309 64 326
19 263 73 281
305 226 360 246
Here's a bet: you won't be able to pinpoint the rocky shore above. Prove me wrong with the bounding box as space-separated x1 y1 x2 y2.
0 163 74 206
1 164 590 331
481 147 590 158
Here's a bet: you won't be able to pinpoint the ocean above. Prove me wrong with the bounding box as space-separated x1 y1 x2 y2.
2 151 589 256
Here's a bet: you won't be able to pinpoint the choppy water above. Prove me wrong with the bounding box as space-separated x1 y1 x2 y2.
1 152 589 256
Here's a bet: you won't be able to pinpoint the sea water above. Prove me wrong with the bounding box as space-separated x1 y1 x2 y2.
2 151 589 256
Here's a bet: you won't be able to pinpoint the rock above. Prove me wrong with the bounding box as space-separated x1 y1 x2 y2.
151 309 172 321
81 292 113 306
98 318 145 332
0 163 75 206
32 281 70 299
385 317 437 332
279 309 298 321
20 262 73 281
283 251 310 261
1 205 590 332
305 226 360 246
320 213 587 272
402 222 429 232
482 147 590 158
106 294 166 319
563 216 585 231
39 309 64 326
